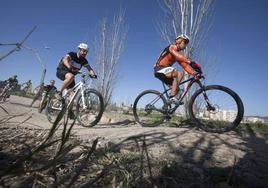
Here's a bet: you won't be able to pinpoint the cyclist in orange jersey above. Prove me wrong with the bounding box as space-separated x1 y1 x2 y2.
154 34 201 104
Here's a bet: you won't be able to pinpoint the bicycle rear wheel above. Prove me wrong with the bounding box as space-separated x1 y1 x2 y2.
133 90 168 127
75 89 104 127
188 85 244 133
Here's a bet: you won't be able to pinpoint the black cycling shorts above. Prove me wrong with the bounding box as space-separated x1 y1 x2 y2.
56 67 75 89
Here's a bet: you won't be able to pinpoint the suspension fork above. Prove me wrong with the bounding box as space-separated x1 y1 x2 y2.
80 86 87 110
196 80 215 110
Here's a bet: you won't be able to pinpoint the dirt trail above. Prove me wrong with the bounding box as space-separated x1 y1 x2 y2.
1 95 268 186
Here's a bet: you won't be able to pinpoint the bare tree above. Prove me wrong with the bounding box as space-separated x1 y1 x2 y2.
92 10 127 109
157 0 213 56
156 0 214 116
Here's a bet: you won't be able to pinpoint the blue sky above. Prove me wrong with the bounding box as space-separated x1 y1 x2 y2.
1 0 268 116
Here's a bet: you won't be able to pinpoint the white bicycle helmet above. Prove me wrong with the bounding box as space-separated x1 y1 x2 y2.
175 34 190 43
77 43 89 51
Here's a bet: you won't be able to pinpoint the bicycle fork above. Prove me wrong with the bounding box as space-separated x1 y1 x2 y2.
80 88 91 111
199 84 215 112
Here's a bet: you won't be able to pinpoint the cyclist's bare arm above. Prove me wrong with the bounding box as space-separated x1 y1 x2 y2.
169 44 194 75
62 54 72 70
84 64 96 77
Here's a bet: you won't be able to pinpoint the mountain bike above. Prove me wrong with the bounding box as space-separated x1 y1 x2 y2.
133 72 244 133
46 72 104 127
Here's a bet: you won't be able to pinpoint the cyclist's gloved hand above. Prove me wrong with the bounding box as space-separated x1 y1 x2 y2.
194 73 202 80
190 61 202 73
89 74 97 79
88 70 97 79
190 61 200 69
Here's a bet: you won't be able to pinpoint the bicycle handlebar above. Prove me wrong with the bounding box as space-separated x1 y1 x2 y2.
193 73 205 80
77 71 98 80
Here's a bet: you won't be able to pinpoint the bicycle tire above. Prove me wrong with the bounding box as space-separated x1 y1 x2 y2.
0 88 7 102
46 97 63 124
0 93 3 102
133 90 168 127
2 93 8 102
188 85 244 133
1 91 8 102
75 89 104 127
38 96 47 113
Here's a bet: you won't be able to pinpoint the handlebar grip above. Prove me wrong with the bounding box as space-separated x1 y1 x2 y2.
89 75 97 79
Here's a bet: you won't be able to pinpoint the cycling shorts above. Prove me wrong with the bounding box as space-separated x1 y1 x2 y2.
56 66 75 89
154 66 175 86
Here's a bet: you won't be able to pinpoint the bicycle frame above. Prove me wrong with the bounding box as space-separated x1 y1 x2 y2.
63 74 91 110
47 73 104 127
159 75 205 114
52 74 91 111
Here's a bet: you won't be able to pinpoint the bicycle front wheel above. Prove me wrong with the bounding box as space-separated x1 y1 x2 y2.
46 97 63 123
133 90 168 127
188 85 244 133
0 88 8 102
1 91 9 102
38 95 47 113
76 89 104 127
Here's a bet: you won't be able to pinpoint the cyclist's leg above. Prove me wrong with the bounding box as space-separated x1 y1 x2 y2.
156 67 183 97
165 71 176 96
59 73 74 93
60 79 75 119
66 79 75 90
165 70 184 97
56 67 75 94
65 82 76 119
171 70 184 96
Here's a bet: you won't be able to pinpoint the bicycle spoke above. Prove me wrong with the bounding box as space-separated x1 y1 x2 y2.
133 90 168 127
46 98 63 123
189 85 244 133
76 89 104 127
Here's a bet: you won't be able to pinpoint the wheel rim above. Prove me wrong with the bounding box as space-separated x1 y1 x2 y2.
47 99 62 123
76 91 103 126
191 87 241 132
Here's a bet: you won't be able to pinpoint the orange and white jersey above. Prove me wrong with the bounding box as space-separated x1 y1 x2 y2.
155 44 194 75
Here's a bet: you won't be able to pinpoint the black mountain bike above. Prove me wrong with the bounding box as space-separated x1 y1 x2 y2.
133 73 244 133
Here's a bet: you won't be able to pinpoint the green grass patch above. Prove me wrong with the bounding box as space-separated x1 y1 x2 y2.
238 122 268 134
